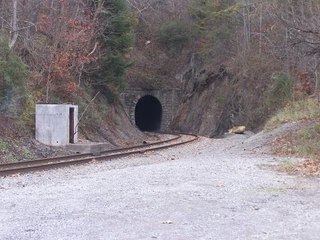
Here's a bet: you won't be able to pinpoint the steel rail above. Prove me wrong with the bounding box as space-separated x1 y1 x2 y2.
0 134 198 176
0 134 181 169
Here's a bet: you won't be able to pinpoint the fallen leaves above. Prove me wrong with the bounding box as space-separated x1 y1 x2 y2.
271 124 320 176
272 136 295 156
277 159 320 176
296 160 320 176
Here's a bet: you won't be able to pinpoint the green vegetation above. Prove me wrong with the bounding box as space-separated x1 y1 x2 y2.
18 93 36 129
158 21 191 54
189 0 239 56
278 161 297 172
260 72 294 126
281 124 320 160
70 90 108 133
266 73 293 108
265 99 320 129
266 98 320 170
0 36 29 114
95 0 134 93
0 140 9 153
0 0 320 165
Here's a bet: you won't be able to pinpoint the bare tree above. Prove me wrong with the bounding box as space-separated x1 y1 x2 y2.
9 0 18 49
25 0 42 48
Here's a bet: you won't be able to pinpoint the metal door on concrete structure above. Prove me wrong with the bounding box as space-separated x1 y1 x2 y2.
69 107 75 144
35 104 78 146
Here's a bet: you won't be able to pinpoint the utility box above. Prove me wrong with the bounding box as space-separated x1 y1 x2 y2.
35 104 78 146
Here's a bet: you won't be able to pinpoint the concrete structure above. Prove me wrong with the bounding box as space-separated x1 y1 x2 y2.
36 104 78 146
66 142 113 155
120 89 181 132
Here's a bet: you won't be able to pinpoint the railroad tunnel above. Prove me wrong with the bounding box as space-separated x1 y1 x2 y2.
135 95 162 131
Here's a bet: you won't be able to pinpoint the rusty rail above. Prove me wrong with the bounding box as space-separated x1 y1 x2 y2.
0 134 198 176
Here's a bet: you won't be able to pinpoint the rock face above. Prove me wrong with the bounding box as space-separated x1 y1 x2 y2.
172 64 241 137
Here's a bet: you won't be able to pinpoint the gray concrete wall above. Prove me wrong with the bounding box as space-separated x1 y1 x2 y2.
120 89 181 132
35 104 78 146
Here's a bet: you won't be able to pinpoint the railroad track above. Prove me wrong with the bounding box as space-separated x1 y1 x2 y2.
0 134 198 176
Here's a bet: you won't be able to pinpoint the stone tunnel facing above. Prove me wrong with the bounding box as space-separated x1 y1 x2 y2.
135 95 162 131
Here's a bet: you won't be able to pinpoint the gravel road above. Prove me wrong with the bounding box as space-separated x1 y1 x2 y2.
0 132 319 240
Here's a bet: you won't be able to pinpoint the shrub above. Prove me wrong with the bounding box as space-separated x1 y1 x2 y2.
264 73 293 113
93 0 134 94
265 98 320 129
0 36 29 116
188 0 239 57
158 21 191 54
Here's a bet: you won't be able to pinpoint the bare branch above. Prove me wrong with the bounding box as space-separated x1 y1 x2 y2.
9 0 18 49
88 42 98 56
76 91 101 132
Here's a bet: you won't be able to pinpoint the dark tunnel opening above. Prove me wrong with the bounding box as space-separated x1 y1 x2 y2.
135 95 162 132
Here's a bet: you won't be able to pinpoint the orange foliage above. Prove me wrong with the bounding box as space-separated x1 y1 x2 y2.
64 82 79 93
295 72 314 97
34 0 100 98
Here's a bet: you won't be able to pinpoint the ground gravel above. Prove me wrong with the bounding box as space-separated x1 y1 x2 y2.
0 132 319 240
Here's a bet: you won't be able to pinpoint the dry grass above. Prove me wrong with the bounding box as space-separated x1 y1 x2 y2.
276 160 320 177
266 98 320 176
272 124 320 160
265 98 320 130
272 124 320 176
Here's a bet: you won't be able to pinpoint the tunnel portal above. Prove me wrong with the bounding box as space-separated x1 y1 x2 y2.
135 95 162 131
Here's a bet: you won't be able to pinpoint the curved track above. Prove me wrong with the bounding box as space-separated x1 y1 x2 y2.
0 134 198 176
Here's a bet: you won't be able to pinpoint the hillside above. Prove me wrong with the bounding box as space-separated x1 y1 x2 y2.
126 0 320 135
0 0 319 163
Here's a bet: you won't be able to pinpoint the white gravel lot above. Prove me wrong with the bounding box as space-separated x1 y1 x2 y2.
0 133 319 240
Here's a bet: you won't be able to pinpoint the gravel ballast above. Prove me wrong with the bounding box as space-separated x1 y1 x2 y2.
0 133 319 240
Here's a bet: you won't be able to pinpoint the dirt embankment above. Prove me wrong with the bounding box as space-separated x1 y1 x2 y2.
0 100 151 164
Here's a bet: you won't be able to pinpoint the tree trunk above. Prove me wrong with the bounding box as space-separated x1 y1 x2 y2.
25 0 42 49
9 0 18 49
259 2 263 56
0 0 3 29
